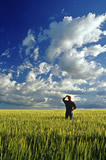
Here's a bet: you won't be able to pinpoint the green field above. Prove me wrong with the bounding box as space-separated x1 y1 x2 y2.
0 110 106 160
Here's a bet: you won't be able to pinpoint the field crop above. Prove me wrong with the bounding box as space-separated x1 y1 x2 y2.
0 110 106 160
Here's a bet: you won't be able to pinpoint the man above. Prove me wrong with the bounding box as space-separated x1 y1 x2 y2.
62 95 77 120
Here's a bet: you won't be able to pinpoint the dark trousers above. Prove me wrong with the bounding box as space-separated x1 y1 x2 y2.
65 110 73 120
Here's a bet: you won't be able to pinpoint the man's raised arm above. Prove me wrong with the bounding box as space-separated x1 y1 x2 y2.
62 95 68 102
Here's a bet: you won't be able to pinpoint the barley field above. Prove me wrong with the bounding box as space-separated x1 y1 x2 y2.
0 109 106 160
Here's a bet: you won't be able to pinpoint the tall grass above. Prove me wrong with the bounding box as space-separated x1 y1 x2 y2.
0 110 106 160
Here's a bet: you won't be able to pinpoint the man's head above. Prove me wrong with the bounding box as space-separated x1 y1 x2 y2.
69 96 71 100
66 95 71 100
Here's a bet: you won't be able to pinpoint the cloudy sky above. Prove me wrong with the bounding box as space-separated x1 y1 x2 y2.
0 0 106 109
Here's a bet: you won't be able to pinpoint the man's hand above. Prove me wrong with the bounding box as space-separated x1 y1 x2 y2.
63 95 68 102
64 95 68 99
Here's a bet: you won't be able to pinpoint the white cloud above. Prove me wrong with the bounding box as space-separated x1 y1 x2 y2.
16 60 33 77
82 44 106 57
22 29 36 47
55 77 87 93
0 73 16 88
0 70 105 108
38 13 106 80
41 13 106 61
1 49 10 58
96 80 106 88
51 64 61 77
0 72 47 106
39 62 51 74
33 47 39 61
59 50 104 79
22 29 36 55
26 71 36 82
88 87 97 91
103 31 106 35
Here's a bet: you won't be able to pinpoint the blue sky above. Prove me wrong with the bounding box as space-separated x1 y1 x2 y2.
0 0 106 109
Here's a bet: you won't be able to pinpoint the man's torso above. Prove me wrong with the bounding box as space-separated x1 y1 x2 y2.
64 101 74 111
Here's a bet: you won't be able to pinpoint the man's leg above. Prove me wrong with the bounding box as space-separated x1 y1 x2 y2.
70 111 73 120
65 111 68 119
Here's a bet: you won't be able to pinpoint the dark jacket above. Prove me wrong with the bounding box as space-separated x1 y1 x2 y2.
63 98 76 112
